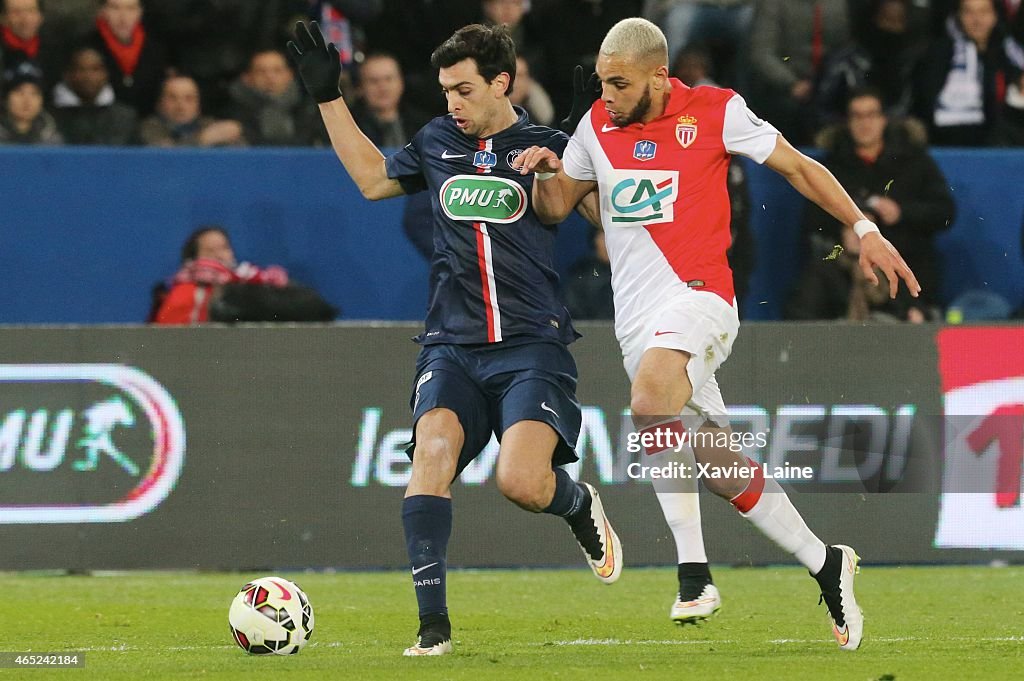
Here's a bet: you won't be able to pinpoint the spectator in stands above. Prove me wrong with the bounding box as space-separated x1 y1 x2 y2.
349 52 429 148
143 0 299 115
1004 0 1024 142
52 45 137 144
364 0 478 110
481 0 537 62
152 226 286 324
509 55 555 126
644 0 754 86
0 60 60 143
227 48 325 146
151 225 337 324
913 0 1024 145
748 0 852 144
514 0 644 123
87 0 168 117
0 0 59 93
671 44 717 87
139 75 244 147
815 0 929 121
309 1 383 80
563 227 615 321
789 87 955 321
848 0 932 38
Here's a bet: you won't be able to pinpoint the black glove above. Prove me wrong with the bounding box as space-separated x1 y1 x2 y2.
559 65 601 134
286 21 342 103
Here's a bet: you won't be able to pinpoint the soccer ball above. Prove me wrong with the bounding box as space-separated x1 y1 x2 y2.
228 576 314 655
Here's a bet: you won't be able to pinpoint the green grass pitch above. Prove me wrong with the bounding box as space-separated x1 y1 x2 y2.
11 566 1024 680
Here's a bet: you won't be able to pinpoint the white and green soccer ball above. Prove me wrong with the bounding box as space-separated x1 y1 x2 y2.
228 576 314 655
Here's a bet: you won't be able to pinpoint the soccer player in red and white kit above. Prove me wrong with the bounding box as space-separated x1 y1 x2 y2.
519 18 922 651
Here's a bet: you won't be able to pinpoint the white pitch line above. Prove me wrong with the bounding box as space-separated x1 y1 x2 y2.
66 641 344 653
43 636 1024 654
543 636 1024 647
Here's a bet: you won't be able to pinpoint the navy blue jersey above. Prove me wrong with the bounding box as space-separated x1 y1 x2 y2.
385 107 579 346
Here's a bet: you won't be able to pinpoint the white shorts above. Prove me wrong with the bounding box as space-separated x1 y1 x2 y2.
621 290 739 427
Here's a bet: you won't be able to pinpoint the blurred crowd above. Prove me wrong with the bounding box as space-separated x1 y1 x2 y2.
2 0 1020 325
3 0 1022 148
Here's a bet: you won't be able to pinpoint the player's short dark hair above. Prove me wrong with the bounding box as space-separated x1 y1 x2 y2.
182 225 229 262
430 23 516 96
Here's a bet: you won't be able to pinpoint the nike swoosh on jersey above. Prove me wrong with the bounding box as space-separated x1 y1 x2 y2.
654 330 682 336
540 402 560 418
411 562 439 576
601 124 619 132
441 151 465 159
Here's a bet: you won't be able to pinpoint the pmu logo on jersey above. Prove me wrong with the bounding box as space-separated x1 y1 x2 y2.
0 364 186 524
676 114 698 148
633 140 657 161
440 175 527 224
607 169 679 226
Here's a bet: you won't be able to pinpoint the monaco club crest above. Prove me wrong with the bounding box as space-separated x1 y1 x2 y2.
676 114 698 148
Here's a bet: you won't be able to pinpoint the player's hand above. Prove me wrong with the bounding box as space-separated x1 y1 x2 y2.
859 232 921 299
559 65 601 133
871 196 902 225
286 21 342 103
516 146 562 175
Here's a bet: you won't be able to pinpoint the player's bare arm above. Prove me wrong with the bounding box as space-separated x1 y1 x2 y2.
576 190 602 229
517 146 596 224
765 136 921 299
288 21 403 201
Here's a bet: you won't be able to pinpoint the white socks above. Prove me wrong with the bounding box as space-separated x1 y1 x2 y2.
734 474 827 574
641 418 709 564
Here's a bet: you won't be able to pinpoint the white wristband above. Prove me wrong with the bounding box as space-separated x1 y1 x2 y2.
535 172 556 181
853 219 880 239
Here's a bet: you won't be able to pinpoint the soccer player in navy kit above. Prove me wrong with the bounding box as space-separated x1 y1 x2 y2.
287 22 622 656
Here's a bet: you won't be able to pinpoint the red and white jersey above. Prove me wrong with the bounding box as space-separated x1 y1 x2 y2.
562 79 779 342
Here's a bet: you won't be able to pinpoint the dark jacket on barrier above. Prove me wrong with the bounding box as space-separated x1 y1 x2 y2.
800 120 955 310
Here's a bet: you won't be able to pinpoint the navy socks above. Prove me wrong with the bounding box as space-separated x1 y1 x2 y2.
542 467 588 519
402 495 452 618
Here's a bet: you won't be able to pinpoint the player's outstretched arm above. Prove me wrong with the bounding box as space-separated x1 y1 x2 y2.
518 146 596 225
765 136 921 299
287 21 403 201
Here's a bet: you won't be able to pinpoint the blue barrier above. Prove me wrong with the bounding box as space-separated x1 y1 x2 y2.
1 146 1021 324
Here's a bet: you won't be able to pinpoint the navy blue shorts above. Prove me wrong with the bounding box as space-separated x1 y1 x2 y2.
407 339 582 477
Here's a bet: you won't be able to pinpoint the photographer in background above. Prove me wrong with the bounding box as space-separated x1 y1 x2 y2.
151 225 337 324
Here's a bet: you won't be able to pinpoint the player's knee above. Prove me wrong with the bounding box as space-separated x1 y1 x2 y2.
410 436 459 482
495 470 548 512
630 387 671 421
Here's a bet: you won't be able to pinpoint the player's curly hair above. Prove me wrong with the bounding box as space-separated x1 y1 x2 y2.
430 23 516 97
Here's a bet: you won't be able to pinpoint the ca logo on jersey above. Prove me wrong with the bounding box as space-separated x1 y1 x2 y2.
607 169 678 225
440 175 527 224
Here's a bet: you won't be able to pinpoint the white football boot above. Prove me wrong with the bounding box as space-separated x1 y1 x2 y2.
567 483 623 584
670 583 722 624
814 544 864 651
